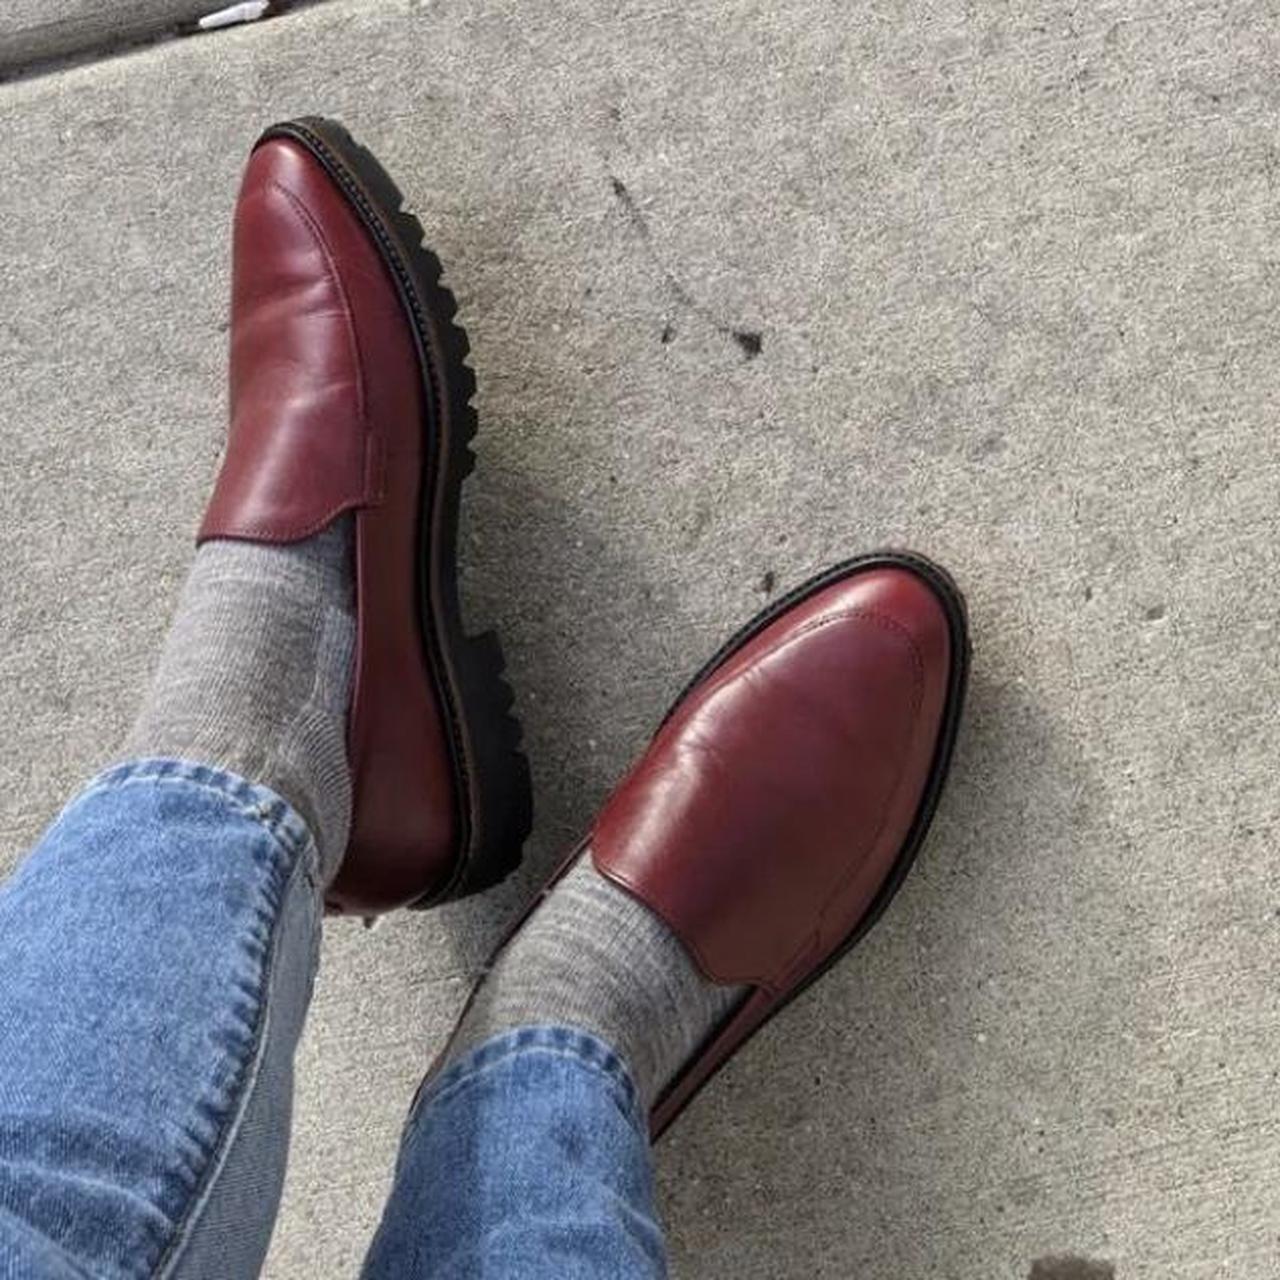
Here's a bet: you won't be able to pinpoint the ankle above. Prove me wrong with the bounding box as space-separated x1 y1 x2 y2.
124 521 355 876
445 856 744 1107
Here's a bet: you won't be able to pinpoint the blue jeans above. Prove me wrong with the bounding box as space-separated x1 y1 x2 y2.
0 761 667 1279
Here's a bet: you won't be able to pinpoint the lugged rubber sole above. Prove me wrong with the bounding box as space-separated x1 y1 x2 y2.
260 116 533 909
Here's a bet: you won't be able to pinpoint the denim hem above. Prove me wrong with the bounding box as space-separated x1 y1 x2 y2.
77 758 319 884
412 1025 646 1135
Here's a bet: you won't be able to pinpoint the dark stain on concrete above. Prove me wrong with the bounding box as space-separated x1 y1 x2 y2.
610 174 636 211
973 431 1007 460
608 173 762 361
1029 1256 1115 1280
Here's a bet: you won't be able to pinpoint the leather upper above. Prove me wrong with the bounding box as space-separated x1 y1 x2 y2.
592 566 953 993
201 140 385 545
200 137 457 911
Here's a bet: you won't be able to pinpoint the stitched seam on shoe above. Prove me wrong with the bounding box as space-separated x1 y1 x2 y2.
766 613 925 988
203 179 374 546
687 606 923 707
599 607 927 989
266 179 368 444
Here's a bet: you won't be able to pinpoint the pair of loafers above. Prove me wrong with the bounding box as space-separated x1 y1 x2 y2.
204 118 970 1135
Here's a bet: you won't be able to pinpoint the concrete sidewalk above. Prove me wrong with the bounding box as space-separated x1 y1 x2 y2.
2 1 1278 1275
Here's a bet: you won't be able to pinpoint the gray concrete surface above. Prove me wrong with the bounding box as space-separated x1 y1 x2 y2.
0 0 256 73
1 0 1278 1276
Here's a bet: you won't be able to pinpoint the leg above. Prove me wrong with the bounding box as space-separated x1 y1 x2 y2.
363 556 966 1277
361 1028 666 1280
0 116 531 1276
0 521 356 1278
0 761 323 1279
361 828 740 1279
360 851 737 1276
357 857 718 1279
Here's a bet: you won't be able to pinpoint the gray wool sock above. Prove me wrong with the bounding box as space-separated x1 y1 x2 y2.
447 856 747 1108
124 520 355 878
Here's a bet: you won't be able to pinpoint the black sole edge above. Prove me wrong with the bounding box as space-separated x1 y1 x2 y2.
260 117 533 909
653 550 972 1137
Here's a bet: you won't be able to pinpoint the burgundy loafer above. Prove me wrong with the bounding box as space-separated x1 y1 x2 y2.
200 118 532 914
527 552 968 1136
